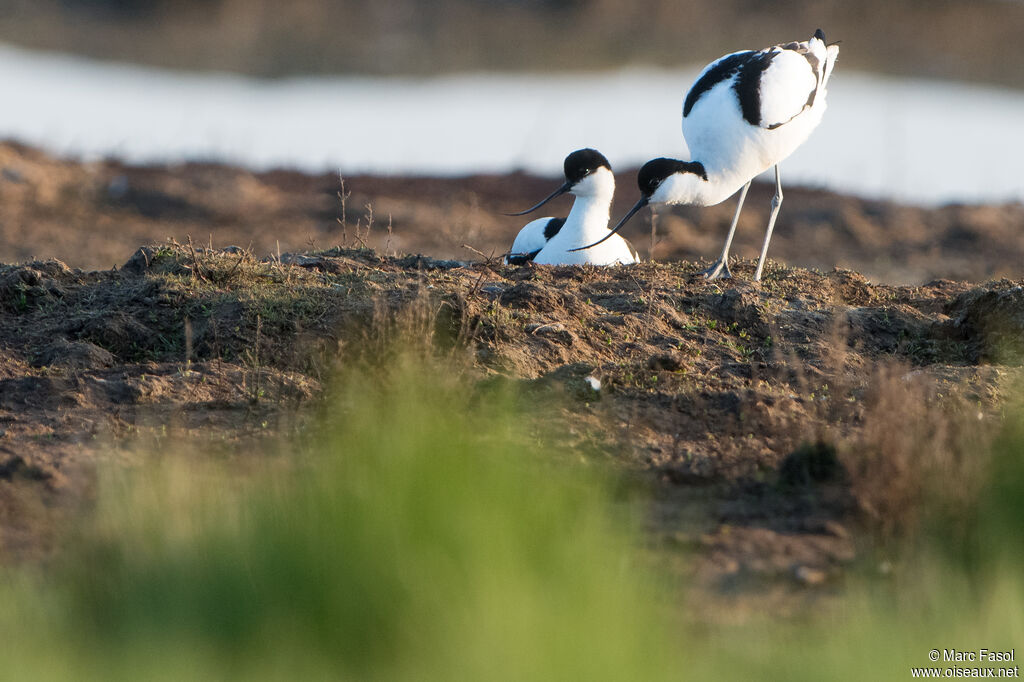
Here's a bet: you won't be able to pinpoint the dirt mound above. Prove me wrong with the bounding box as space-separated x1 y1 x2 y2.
944 286 1024 364
0 242 1018 612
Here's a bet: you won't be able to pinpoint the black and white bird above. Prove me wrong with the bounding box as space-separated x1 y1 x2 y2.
574 29 839 281
504 148 638 266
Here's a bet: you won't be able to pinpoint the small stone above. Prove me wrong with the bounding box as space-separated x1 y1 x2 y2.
525 322 574 345
823 520 850 539
793 565 828 585
525 322 566 334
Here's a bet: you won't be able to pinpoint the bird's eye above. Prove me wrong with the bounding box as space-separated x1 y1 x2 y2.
582 168 590 175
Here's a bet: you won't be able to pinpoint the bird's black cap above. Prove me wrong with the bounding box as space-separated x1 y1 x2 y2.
503 148 611 217
814 28 826 42
564 148 611 185
636 158 707 197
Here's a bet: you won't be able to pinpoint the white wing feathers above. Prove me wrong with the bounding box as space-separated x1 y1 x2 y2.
759 32 835 130
758 49 820 129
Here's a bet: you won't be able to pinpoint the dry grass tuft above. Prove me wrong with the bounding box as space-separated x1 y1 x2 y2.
838 365 991 540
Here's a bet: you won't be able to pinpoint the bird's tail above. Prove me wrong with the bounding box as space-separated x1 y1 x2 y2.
823 42 839 85
811 28 839 86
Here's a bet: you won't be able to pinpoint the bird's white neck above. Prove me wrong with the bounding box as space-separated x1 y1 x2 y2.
652 166 749 207
561 169 615 244
563 194 611 242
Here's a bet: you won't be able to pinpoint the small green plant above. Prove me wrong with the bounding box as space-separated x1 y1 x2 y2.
13 286 28 311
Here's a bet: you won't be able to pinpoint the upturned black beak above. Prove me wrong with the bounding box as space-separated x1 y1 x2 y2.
503 181 572 216
568 197 648 252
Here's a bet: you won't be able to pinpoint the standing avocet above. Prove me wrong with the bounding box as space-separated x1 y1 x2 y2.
574 29 839 281
504 148 638 266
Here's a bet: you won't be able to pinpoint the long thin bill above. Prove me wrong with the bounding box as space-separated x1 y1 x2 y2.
503 181 572 216
568 197 648 252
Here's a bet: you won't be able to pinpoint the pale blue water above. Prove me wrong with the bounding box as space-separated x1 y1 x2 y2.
1 43 1021 205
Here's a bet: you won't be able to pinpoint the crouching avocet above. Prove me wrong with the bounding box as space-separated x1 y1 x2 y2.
504 148 638 266
573 29 839 281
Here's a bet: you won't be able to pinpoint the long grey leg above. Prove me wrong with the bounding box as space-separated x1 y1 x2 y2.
702 180 751 280
753 166 783 282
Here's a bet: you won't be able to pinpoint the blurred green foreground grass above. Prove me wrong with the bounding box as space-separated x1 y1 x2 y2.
1 354 1022 680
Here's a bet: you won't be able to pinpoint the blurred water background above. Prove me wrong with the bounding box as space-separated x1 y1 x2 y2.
1 0 1022 203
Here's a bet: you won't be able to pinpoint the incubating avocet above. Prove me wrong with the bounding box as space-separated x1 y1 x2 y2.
504 148 638 266
573 29 839 281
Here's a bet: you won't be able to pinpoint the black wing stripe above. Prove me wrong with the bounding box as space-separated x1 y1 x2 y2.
688 39 824 130
732 50 778 127
542 217 566 241
683 51 753 118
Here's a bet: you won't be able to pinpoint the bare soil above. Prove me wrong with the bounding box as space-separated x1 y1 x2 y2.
2 142 1023 616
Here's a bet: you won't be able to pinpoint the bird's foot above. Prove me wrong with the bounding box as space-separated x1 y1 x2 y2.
701 259 731 280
